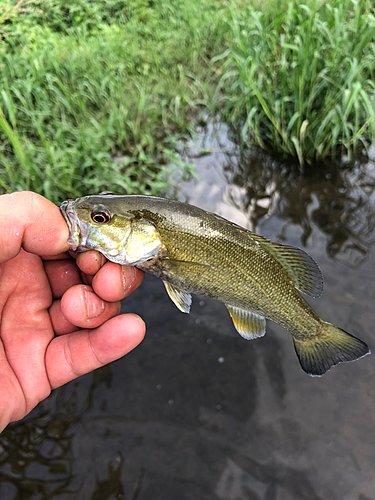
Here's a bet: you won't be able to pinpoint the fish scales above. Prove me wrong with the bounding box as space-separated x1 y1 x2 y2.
61 194 370 376
110 200 321 337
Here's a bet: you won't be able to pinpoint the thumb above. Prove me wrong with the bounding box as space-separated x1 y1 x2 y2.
0 191 69 263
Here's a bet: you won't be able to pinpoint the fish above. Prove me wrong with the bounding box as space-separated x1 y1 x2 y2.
60 193 370 376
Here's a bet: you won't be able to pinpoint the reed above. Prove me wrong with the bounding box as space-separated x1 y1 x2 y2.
214 0 375 166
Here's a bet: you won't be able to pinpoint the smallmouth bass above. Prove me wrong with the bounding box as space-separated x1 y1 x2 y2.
61 194 370 376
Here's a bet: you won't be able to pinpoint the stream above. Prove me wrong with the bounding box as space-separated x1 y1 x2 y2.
1 124 375 500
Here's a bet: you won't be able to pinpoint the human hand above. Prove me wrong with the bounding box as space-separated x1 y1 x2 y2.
0 191 145 432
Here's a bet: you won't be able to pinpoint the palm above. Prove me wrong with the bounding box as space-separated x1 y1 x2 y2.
0 250 54 424
0 248 145 430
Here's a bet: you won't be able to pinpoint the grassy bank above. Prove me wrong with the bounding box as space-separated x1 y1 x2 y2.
1 0 374 202
213 0 375 166
0 0 221 203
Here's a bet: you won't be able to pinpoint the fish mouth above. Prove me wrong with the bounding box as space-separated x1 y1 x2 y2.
60 200 72 231
60 200 86 251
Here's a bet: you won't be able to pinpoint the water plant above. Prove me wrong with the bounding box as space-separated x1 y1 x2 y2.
214 0 375 166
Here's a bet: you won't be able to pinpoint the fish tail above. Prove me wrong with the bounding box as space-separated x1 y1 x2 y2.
293 321 370 376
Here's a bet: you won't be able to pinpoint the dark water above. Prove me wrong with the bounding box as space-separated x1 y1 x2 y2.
1 126 375 500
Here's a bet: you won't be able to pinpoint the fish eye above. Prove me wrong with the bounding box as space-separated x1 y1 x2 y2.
91 211 111 224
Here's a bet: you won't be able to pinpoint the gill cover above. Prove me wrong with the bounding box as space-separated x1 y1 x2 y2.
91 214 164 266
61 198 165 266
123 218 164 265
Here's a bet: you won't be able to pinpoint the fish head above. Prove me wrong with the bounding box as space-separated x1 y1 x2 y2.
60 196 164 265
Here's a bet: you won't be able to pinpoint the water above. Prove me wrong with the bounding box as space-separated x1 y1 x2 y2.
1 125 375 499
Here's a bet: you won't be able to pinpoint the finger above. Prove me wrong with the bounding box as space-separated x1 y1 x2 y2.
41 252 72 261
49 300 79 335
76 250 106 275
60 284 122 329
92 262 144 302
81 273 93 286
44 259 82 299
0 191 69 263
45 314 146 389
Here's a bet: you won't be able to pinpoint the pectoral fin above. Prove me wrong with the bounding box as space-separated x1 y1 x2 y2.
226 305 266 340
163 282 192 313
166 257 213 271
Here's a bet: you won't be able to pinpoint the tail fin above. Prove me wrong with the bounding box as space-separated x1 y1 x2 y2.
293 321 370 376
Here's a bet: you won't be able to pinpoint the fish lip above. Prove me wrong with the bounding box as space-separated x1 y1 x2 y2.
60 200 86 251
60 200 72 231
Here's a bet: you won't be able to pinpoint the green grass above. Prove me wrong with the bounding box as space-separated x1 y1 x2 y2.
0 0 221 203
213 0 375 166
1 0 374 201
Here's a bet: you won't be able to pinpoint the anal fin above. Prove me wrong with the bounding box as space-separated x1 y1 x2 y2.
226 305 266 340
163 281 192 313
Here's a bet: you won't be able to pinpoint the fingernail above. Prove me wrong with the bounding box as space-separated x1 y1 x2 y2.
122 266 136 292
121 266 127 291
98 252 103 267
84 288 104 318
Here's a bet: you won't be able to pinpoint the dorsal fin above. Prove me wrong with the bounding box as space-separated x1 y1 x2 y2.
249 234 324 298
208 212 323 298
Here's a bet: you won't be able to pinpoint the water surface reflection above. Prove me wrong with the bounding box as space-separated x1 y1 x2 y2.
226 151 375 266
1 127 375 499
182 123 375 267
